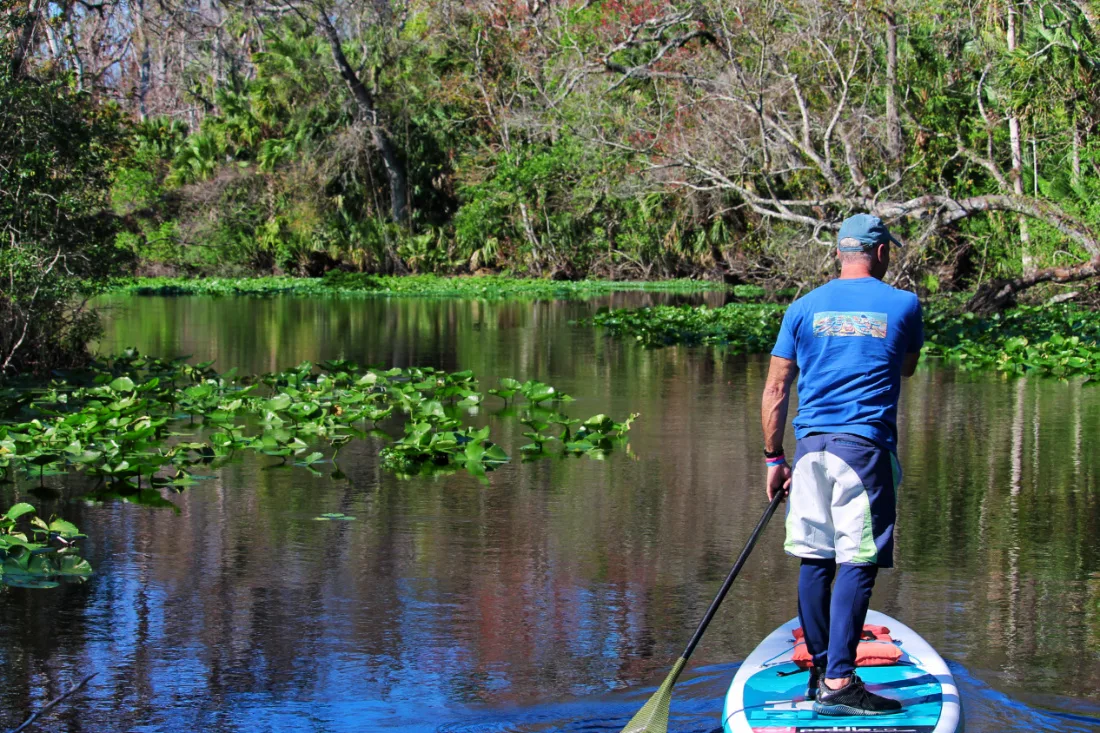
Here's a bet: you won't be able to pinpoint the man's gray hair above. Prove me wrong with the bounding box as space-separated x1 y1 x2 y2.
837 237 873 264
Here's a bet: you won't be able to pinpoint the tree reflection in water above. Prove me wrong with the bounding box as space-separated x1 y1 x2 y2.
0 294 1094 731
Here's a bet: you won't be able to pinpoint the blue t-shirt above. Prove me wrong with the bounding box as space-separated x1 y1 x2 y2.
771 277 924 449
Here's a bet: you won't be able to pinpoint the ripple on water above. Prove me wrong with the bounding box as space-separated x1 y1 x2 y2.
434 664 736 733
949 661 1100 733
433 661 1100 733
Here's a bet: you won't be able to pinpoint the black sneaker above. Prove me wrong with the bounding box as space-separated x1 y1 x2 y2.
813 674 902 716
806 665 826 701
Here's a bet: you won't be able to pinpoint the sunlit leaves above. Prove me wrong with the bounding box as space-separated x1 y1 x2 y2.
3 503 36 522
1 67 128 374
922 302 1100 380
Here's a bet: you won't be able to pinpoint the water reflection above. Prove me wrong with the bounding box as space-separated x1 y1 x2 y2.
0 295 1096 731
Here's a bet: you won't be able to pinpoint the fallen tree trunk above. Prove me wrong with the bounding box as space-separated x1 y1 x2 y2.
967 254 1100 314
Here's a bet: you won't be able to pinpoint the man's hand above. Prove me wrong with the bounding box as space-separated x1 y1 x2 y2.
767 461 792 502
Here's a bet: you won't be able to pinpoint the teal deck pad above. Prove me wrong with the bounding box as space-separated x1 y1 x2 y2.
739 662 942 731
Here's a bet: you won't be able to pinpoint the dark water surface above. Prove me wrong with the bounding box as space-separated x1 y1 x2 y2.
1 294 1099 732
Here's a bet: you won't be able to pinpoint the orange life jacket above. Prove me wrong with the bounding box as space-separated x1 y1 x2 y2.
791 624 902 669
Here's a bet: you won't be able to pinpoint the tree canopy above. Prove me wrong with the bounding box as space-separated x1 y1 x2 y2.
3 1 1100 373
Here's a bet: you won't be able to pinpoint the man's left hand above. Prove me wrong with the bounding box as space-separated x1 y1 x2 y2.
767 462 792 502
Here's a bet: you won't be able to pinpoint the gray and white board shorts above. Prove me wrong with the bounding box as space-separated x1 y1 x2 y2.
785 433 900 568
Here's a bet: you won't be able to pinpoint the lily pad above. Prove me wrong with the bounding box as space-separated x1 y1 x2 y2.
3 503 36 521
109 376 136 392
313 512 356 521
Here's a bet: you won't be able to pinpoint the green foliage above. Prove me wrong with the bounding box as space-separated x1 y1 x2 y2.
583 299 1100 381
489 379 575 405
453 137 713 274
168 131 224 185
131 117 189 162
103 2 1100 292
922 302 1100 379
112 19 467 275
892 1 1100 280
582 304 786 351
0 503 91 589
109 273 726 299
732 284 767 301
0 65 129 374
113 16 734 278
0 351 638 492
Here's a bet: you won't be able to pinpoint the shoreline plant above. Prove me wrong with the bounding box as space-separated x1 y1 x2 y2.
105 274 728 300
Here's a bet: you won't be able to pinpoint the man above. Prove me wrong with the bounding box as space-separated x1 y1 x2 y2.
760 214 923 716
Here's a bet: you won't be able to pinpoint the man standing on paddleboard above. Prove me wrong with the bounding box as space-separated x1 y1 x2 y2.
760 214 923 716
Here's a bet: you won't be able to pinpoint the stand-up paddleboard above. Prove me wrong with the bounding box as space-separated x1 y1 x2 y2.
723 610 963 733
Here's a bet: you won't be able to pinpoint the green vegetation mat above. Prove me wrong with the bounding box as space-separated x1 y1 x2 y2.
580 303 786 352
0 352 636 490
108 274 727 299
923 304 1100 379
0 351 639 583
580 301 1100 381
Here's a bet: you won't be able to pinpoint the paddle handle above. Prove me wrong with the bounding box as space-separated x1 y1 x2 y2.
680 490 785 660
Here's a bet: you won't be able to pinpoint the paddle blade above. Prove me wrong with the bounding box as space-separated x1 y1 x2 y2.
618 657 687 733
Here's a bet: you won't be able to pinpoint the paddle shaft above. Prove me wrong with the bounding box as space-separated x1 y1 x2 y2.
680 490 785 660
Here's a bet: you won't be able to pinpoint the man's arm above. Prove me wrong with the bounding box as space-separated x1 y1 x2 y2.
762 356 797 451
902 297 924 378
761 355 798 500
901 351 920 378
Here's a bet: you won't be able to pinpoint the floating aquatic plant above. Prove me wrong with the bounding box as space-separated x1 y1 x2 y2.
0 503 92 589
581 301 1100 381
921 302 1100 380
0 351 638 494
488 378 573 404
519 412 638 458
579 304 785 351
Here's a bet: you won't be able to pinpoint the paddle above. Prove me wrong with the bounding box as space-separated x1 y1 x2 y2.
618 490 786 733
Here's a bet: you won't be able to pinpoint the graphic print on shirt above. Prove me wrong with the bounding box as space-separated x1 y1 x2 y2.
812 311 888 339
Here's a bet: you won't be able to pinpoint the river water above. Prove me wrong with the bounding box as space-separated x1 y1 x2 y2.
1 293 1098 732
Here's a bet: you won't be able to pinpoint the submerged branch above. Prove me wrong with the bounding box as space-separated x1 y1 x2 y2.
8 673 97 733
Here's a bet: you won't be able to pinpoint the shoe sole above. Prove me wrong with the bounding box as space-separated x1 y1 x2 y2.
812 702 902 716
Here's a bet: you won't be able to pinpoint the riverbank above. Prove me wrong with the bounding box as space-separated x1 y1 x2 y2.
106 273 735 299
101 276 1100 380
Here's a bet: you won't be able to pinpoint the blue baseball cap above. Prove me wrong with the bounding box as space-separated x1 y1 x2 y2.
837 214 903 251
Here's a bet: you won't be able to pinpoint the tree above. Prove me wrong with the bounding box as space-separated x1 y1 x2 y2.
531 0 1100 298
262 0 410 223
0 38 128 373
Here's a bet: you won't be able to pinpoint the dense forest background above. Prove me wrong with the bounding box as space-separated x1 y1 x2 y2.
3 0 1100 371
